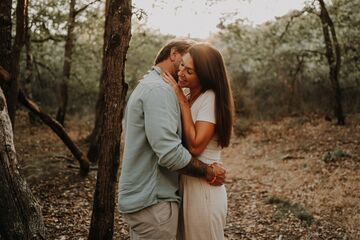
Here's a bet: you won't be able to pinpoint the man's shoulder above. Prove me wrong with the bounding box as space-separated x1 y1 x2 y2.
138 71 173 95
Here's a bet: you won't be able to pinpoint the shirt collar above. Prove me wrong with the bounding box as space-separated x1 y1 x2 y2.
152 66 162 75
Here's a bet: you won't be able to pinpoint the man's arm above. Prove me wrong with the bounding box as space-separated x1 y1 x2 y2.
178 157 226 186
143 86 192 170
143 84 226 185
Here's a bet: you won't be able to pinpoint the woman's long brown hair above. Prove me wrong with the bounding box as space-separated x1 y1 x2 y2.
189 43 234 148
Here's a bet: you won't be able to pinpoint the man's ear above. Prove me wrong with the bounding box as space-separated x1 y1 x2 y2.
169 47 178 62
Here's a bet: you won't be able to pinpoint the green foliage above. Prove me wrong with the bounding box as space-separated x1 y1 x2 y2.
125 22 174 93
22 1 171 114
323 149 352 163
21 0 104 114
267 196 314 226
213 0 360 119
17 0 360 118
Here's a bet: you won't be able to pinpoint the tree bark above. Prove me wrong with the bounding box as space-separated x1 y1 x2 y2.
5 0 27 129
88 0 131 238
24 0 34 99
24 0 38 124
0 88 46 240
318 0 345 125
87 83 105 162
0 0 12 77
87 0 111 163
56 0 76 126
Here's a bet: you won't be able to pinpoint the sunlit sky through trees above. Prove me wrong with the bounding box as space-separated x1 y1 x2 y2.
133 0 307 39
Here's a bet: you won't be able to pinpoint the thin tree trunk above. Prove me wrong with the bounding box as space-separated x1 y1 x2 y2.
0 0 12 78
88 0 131 238
24 0 34 99
318 0 345 125
24 0 37 124
0 88 46 240
6 0 27 129
56 0 76 126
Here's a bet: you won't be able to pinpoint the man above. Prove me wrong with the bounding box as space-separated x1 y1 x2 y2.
118 39 226 240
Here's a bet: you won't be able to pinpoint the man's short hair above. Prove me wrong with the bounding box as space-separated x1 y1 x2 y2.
154 39 195 65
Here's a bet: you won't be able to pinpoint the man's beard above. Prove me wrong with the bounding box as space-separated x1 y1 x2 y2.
172 62 180 82
172 72 179 82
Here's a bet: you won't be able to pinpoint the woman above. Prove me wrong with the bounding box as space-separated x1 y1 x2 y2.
162 43 234 240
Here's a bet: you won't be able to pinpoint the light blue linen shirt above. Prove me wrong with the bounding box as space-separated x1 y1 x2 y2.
118 67 192 213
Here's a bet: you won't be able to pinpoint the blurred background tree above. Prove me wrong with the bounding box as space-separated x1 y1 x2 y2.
212 0 359 123
3 0 358 130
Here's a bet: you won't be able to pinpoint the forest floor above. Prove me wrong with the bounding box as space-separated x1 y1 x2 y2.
14 110 360 240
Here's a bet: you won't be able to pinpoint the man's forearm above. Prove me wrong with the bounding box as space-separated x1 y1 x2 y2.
178 157 210 179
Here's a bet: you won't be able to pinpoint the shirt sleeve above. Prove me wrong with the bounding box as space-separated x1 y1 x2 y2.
143 85 192 171
196 90 216 124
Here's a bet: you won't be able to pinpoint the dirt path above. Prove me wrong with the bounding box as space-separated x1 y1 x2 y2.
14 111 360 239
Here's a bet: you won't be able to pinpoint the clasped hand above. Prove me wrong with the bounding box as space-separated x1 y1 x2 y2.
206 162 226 186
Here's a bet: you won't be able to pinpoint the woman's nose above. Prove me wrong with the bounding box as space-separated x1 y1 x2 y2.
178 69 184 77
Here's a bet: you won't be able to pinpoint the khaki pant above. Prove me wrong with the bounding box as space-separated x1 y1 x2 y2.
123 201 179 240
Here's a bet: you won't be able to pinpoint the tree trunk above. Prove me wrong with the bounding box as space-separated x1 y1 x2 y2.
18 90 90 175
24 0 37 124
6 0 27 129
0 0 12 79
56 0 76 126
88 0 131 238
87 0 111 163
87 84 105 162
318 0 345 125
24 0 34 99
0 88 46 239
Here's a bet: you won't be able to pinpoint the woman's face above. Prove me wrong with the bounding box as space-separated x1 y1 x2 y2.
177 53 201 90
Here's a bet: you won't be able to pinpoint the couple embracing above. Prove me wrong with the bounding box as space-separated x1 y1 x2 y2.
118 39 234 240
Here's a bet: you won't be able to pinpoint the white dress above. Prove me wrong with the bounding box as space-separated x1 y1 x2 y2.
180 89 227 240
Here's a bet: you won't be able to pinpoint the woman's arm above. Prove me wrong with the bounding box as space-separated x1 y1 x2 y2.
162 72 215 156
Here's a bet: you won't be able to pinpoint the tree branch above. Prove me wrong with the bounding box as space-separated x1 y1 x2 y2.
33 59 57 79
0 66 11 82
278 0 317 41
75 0 100 16
31 35 65 43
278 10 307 41
18 89 90 175
0 67 90 175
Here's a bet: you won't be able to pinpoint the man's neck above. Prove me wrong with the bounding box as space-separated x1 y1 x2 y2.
156 61 173 75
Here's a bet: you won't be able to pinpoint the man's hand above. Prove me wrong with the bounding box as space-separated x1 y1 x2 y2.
178 158 226 186
205 162 226 186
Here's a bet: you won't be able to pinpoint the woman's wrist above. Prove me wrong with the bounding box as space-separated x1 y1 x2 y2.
178 97 190 108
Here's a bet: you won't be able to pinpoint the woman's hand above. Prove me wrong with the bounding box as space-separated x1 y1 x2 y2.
161 71 188 106
206 162 226 186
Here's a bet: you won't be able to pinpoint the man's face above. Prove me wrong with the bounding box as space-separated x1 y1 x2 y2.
171 52 184 81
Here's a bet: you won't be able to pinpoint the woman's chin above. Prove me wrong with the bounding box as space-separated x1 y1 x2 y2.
178 81 187 88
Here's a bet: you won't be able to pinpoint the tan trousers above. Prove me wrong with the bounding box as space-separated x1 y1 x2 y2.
123 201 179 240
